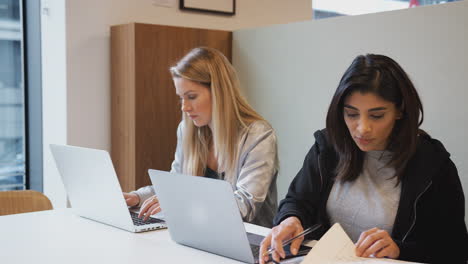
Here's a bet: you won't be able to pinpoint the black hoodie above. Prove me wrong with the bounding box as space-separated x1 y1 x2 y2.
274 129 468 263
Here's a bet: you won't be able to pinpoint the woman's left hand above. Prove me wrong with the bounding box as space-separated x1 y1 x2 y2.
138 195 161 221
355 227 400 259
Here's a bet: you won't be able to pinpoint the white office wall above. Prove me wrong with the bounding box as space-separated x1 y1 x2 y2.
41 0 311 207
233 2 468 222
64 0 311 151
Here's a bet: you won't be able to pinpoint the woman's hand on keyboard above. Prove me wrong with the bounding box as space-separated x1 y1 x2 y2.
123 192 140 207
138 195 162 221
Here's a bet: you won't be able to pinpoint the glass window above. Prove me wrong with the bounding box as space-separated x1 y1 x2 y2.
0 0 25 190
313 0 463 19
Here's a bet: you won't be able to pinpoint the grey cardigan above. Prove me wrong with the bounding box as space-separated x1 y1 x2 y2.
132 120 279 227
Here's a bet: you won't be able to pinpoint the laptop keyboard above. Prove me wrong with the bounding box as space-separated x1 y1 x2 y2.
130 212 165 226
250 244 260 257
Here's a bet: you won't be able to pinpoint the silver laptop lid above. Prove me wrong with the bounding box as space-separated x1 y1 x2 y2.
148 169 255 263
50 144 164 232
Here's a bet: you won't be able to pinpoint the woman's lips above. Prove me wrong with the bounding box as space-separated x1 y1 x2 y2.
355 137 373 145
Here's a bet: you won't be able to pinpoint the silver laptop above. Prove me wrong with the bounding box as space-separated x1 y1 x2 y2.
50 144 166 233
148 169 264 263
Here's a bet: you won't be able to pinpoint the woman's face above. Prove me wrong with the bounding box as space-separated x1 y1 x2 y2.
174 78 212 127
343 91 401 151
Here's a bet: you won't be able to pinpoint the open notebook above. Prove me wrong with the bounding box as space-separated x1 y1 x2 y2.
301 223 422 264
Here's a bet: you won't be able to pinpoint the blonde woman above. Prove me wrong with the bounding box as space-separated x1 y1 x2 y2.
124 47 278 227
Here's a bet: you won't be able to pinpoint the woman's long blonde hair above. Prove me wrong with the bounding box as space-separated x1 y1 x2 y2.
170 47 264 177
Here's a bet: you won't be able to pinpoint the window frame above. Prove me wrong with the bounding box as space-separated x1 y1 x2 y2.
23 0 42 191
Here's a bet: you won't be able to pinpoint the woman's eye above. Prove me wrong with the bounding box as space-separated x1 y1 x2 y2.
371 114 384 119
187 95 197 100
345 113 359 118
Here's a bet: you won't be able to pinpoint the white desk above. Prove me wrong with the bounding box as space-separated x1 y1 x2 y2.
0 209 272 264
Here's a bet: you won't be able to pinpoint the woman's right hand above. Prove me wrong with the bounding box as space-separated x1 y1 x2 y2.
259 216 304 264
138 195 162 221
123 192 140 207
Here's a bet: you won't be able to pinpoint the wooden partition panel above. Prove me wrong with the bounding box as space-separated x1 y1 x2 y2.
111 23 232 192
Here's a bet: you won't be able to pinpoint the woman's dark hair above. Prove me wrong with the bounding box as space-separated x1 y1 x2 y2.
326 54 424 183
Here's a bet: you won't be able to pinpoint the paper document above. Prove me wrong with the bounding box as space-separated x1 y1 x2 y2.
300 223 421 264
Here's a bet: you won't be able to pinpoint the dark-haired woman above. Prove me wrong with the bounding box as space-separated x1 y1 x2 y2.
260 54 467 263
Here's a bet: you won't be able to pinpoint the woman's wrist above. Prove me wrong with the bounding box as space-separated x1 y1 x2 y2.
283 216 302 228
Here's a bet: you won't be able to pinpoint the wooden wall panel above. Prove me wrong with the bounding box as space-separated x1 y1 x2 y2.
111 23 232 192
111 24 136 191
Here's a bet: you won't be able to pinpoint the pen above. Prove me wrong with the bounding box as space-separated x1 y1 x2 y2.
263 224 321 256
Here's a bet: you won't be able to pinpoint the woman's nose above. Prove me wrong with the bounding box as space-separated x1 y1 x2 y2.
357 118 371 134
181 100 191 112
